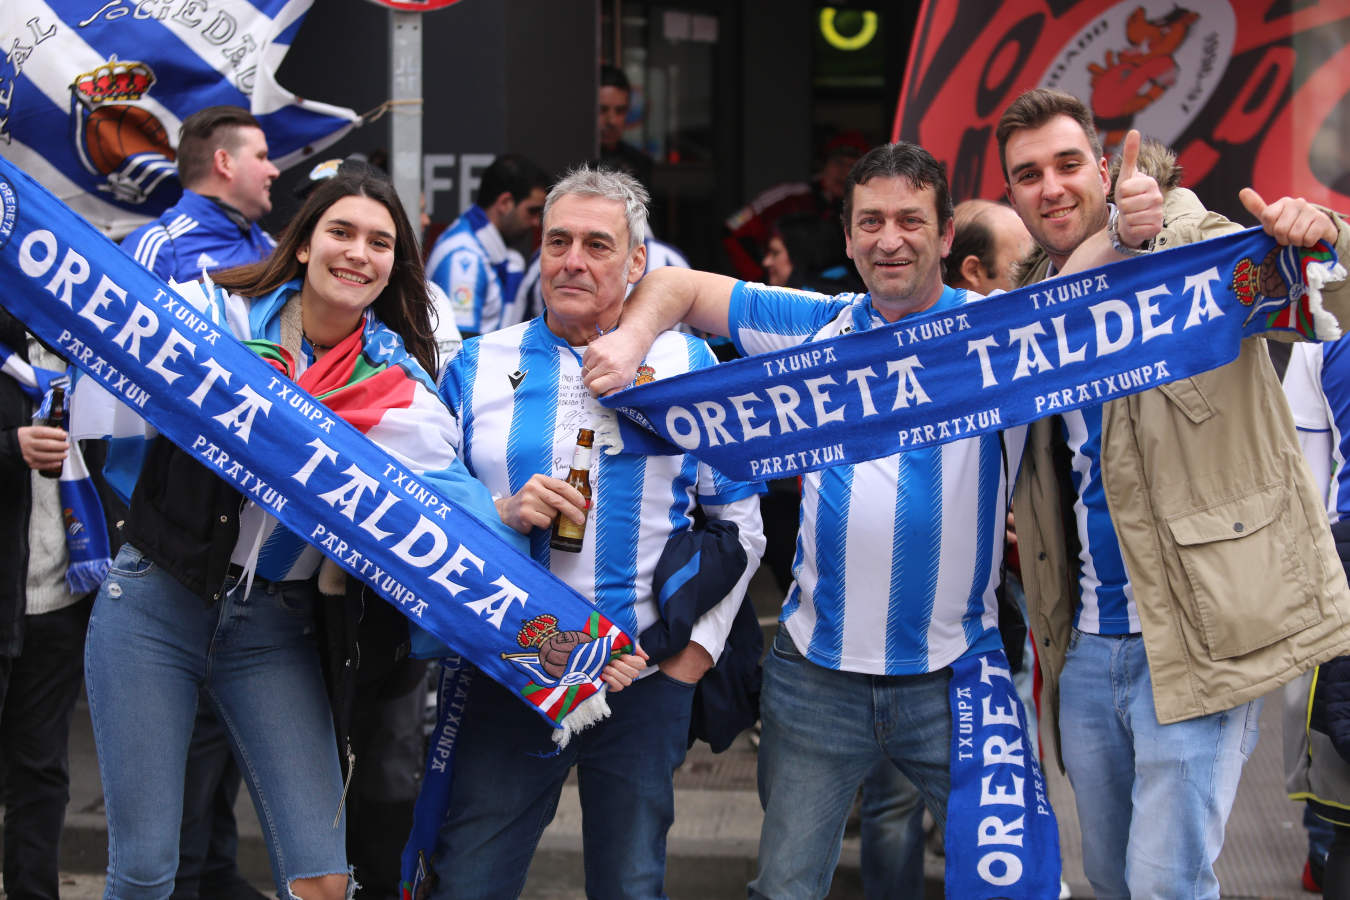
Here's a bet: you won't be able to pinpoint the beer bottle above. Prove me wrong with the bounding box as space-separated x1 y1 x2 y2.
550 428 594 552
38 377 69 480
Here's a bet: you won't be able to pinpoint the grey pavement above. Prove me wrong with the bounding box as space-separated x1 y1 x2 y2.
4 570 1319 898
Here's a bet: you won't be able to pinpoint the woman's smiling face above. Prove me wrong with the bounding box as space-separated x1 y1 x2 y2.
296 194 397 318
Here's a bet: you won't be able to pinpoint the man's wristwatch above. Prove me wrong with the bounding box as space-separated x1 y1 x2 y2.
1108 207 1153 256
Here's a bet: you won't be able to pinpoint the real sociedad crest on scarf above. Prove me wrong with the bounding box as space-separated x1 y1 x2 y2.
505 613 616 687
1233 243 1340 339
506 612 626 721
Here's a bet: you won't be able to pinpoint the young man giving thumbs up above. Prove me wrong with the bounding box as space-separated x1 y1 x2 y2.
998 87 1350 900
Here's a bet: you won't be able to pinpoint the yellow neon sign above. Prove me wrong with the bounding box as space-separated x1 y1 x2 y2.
819 8 878 52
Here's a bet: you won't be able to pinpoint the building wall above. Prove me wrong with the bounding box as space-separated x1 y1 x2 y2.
738 0 814 201
269 0 911 272
270 0 596 228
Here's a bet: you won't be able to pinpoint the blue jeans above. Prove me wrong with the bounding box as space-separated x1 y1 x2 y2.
858 760 925 899
84 544 347 899
1058 629 1260 900
750 631 951 900
431 667 696 900
172 702 251 900
1005 573 1038 752
1308 804 1335 866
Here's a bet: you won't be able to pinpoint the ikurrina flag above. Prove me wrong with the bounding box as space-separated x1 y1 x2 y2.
0 0 358 236
892 0 1350 221
0 154 634 740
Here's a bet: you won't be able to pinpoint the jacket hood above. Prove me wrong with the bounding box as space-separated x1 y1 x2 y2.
1108 139 1182 199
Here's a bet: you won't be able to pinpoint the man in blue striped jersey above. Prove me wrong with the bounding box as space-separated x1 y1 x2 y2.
425 166 765 899
583 142 1035 899
119 106 277 285
425 154 550 338
116 104 279 900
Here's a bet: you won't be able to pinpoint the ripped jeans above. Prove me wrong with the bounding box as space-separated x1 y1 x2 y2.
86 544 348 899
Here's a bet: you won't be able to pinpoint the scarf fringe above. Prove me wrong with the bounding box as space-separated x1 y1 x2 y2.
1307 257 1347 341
551 690 612 749
66 557 111 595
591 405 624 456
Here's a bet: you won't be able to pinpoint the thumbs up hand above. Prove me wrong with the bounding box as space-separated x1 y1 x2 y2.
1239 187 1340 249
1113 130 1164 251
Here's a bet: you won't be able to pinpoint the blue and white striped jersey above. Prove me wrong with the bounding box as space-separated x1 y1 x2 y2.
729 281 1023 675
119 190 274 284
1285 339 1350 521
440 318 764 659
425 205 526 337
1059 409 1137 634
228 319 324 585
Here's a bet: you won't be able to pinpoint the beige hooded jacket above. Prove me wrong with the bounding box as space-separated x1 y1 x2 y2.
1013 144 1350 768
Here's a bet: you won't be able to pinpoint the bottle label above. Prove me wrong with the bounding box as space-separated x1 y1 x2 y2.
571 447 592 470
555 516 586 542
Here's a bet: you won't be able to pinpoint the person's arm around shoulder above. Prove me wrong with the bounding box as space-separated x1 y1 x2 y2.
583 267 739 396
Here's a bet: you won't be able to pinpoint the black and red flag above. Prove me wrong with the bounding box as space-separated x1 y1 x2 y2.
893 0 1350 219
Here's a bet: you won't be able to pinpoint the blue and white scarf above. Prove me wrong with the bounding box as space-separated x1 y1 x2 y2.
400 657 473 899
0 154 633 743
0 343 110 594
602 231 1345 479
946 650 1060 898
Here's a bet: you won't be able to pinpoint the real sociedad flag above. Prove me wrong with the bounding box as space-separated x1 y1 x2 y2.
0 1 358 237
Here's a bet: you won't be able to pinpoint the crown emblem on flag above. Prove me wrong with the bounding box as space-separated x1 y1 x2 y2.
517 614 561 648
72 60 156 106
1231 248 1285 307
1231 256 1257 306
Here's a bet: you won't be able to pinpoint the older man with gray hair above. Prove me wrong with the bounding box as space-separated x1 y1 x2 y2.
417 166 764 900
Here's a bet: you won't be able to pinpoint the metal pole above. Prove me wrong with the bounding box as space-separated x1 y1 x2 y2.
389 10 423 250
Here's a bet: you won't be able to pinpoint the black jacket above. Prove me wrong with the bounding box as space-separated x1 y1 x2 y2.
126 436 243 604
641 519 760 753
0 307 34 656
0 306 126 654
